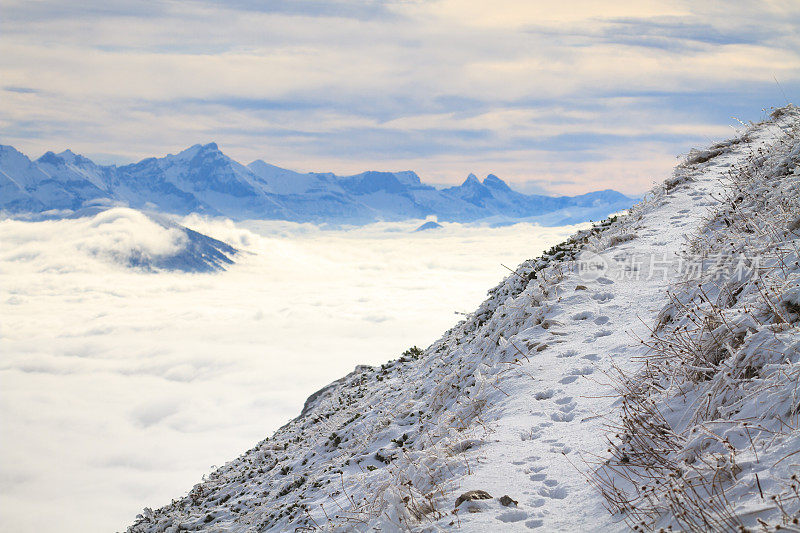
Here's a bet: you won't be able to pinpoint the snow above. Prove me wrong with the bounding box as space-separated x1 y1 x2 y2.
126 106 800 532
248 160 342 196
595 106 800 531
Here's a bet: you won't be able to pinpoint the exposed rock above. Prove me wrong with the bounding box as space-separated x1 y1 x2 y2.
499 495 518 507
454 490 492 509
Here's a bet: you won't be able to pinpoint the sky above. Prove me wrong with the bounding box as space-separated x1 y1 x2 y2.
1 1 799 194
0 210 583 531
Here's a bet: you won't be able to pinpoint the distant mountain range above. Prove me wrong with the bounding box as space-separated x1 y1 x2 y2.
0 143 633 225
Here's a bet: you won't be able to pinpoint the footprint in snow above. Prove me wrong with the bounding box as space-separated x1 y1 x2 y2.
521 424 550 441
550 411 574 422
521 430 541 442
594 329 612 338
529 498 546 508
534 389 555 400
524 457 547 479
497 509 528 523
593 316 609 325
559 375 578 384
557 349 579 358
569 365 594 376
591 292 615 302
583 353 600 361
538 485 568 499
571 311 593 321
526 518 545 529
595 276 614 285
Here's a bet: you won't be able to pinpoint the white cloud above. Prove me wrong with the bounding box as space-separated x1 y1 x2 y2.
0 208 188 273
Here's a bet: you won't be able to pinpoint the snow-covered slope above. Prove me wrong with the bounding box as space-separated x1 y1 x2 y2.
125 107 800 532
594 106 800 532
247 160 342 195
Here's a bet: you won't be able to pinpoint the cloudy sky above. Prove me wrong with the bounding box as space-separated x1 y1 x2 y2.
2 1 799 194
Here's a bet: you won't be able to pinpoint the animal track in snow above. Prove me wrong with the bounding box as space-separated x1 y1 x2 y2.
557 349 578 358
594 329 612 338
571 311 593 321
593 316 609 325
559 375 578 384
583 353 600 361
595 276 614 285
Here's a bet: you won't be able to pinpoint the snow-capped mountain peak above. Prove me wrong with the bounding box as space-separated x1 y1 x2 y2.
462 172 481 186
1 144 633 225
483 173 512 192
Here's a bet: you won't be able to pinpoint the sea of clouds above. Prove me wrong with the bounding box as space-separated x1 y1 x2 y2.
0 210 584 532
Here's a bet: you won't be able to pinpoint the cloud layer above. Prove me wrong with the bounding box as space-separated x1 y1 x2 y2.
1 1 798 194
0 214 583 532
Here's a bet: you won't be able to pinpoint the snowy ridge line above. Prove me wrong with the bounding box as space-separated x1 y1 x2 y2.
411 112 791 532
126 108 793 533
594 105 800 532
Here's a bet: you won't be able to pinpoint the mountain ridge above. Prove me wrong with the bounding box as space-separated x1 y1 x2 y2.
0 143 633 225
